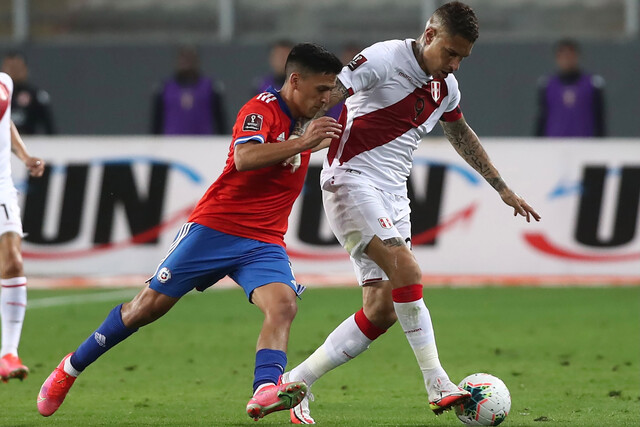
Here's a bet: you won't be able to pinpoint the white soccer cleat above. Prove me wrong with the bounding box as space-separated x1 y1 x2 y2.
283 371 315 424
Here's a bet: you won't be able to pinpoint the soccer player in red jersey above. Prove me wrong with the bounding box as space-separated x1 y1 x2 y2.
37 43 343 421
285 3 540 424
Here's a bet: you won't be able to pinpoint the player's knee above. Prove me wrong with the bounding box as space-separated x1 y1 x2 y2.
122 295 172 328
266 297 298 325
390 256 421 286
1 250 24 278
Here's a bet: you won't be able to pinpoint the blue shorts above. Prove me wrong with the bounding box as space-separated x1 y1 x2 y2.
147 223 305 301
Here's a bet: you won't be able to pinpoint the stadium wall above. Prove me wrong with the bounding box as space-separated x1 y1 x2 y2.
13 137 640 286
0 40 637 137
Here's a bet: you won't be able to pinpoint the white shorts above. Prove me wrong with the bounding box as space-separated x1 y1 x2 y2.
0 188 23 237
322 182 411 286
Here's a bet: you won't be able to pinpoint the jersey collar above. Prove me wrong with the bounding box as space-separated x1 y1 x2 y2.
267 86 294 120
405 39 433 84
267 86 296 134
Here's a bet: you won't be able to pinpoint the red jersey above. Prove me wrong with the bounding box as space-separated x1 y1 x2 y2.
189 88 311 246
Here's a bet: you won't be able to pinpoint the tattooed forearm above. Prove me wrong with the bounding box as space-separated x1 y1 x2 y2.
291 80 349 138
291 118 311 137
329 79 350 107
486 177 507 192
383 237 405 247
441 118 506 192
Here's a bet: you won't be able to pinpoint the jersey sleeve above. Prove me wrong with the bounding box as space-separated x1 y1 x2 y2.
232 98 276 146
440 74 463 122
0 73 13 94
337 41 394 95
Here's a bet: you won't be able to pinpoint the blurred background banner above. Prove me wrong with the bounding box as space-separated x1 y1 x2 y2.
12 137 640 284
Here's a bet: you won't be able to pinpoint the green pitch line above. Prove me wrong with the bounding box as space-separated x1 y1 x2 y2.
2 286 638 426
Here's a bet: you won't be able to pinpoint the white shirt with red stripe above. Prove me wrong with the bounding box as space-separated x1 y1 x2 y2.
0 73 14 192
322 39 463 197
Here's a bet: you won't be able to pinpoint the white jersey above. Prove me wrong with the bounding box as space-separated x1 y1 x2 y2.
0 72 14 192
321 39 463 196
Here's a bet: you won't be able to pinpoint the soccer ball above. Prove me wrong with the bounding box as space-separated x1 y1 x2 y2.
454 373 511 426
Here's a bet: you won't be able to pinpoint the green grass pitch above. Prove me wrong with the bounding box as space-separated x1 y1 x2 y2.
1 286 638 426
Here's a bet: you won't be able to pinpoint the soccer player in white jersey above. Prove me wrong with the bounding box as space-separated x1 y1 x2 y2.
284 2 541 424
0 72 45 382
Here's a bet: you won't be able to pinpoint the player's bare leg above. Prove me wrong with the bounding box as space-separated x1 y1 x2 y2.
0 232 29 382
286 282 394 424
38 286 179 416
246 283 307 421
365 236 470 414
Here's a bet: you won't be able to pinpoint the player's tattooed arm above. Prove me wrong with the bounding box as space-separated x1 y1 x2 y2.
328 79 350 108
290 80 349 139
441 117 506 193
441 117 542 222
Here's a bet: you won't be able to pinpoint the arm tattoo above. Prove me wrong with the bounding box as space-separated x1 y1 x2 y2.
441 118 507 192
330 79 350 107
382 237 405 247
291 80 350 138
291 118 310 137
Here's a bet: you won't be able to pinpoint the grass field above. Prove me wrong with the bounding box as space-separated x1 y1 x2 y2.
1 286 639 426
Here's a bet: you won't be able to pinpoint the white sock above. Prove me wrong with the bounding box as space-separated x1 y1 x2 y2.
0 277 27 358
289 313 374 386
393 289 450 390
64 357 81 377
254 382 275 394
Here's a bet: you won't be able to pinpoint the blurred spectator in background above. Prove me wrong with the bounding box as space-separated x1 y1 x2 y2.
535 39 605 137
326 42 363 120
152 45 227 135
1 52 55 135
253 40 293 94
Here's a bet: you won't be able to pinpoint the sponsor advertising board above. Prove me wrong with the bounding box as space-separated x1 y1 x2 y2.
12 137 640 285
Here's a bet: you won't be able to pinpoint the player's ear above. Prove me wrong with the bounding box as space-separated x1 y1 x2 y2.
425 27 436 45
289 72 300 89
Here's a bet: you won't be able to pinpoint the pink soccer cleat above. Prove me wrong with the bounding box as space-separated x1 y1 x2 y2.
0 353 29 382
428 377 471 415
246 380 308 421
37 353 77 417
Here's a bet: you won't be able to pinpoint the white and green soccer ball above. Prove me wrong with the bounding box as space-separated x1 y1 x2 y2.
455 373 511 426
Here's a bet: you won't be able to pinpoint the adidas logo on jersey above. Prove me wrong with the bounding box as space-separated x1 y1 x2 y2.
94 332 107 348
257 92 277 103
277 132 286 142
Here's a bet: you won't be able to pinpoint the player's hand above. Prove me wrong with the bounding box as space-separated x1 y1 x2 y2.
299 117 342 150
25 156 45 177
499 188 541 223
282 153 301 173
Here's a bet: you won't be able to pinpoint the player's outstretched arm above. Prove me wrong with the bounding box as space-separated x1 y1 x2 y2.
441 117 541 223
10 121 45 177
234 117 342 172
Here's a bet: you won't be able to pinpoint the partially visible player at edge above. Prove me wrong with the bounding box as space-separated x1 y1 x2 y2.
36 43 343 420
0 72 45 382
284 2 541 424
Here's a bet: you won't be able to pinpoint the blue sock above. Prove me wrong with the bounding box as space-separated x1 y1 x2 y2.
70 304 138 372
253 349 287 392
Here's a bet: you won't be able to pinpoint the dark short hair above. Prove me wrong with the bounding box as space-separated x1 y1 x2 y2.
284 43 343 77
272 39 294 50
434 1 479 43
554 38 580 53
3 50 27 63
